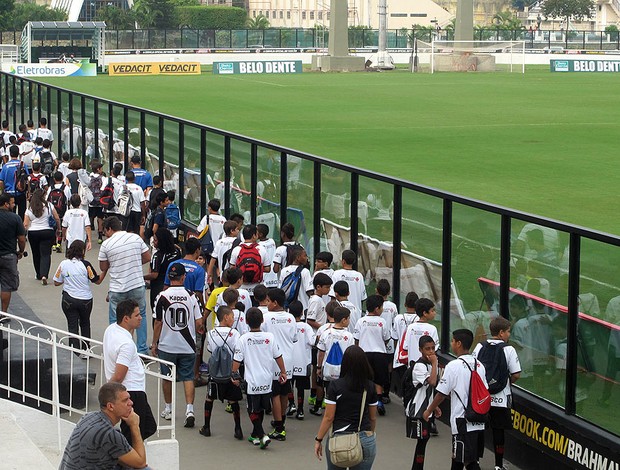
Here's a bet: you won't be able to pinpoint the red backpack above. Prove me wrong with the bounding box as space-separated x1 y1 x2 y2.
236 243 263 284
456 358 491 423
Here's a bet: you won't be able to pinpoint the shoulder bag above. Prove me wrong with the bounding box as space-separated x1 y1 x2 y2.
328 389 367 468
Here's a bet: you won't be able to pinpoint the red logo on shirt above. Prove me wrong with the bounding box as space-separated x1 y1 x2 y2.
424 331 429 336
265 338 270 344
378 322 383 328
287 318 292 323
344 336 349 341
300 328 305 333
355 277 359 281
229 332 234 337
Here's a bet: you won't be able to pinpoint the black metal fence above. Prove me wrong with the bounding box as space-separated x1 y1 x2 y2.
1 72 620 448
2 28 620 51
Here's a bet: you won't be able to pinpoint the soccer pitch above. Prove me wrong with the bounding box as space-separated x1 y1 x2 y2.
43 67 620 235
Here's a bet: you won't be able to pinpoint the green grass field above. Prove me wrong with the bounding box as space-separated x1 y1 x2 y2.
42 67 620 235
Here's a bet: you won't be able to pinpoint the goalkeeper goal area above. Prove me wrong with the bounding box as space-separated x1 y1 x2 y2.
415 40 526 73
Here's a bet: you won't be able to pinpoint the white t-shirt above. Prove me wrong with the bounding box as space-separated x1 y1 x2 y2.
436 355 488 434
259 237 278 287
102 323 145 392
37 127 54 142
273 241 299 269
278 264 313 309
58 161 70 178
261 310 298 378
127 182 145 212
214 288 252 316
291 321 315 376
391 313 419 368
153 286 202 355
339 299 362 333
313 268 334 305
306 294 326 330
229 242 271 292
404 321 440 364
53 258 99 300
197 213 226 243
317 325 355 370
381 300 398 354
353 315 391 353
20 141 36 166
25 204 54 232
98 231 148 293
215 308 249 335
62 208 90 247
472 339 521 409
207 326 240 356
212 236 238 278
233 331 281 394
330 269 367 312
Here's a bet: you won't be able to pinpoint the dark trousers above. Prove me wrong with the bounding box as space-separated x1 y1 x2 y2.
12 193 27 220
61 291 93 350
120 390 157 445
126 211 142 234
28 229 55 279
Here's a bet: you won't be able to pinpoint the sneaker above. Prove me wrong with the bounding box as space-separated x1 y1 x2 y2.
160 409 172 420
234 427 243 440
308 396 316 406
382 395 391 404
41 277 47 286
184 411 195 428
377 402 386 416
97 237 103 244
309 407 323 416
248 436 261 446
286 403 297 416
198 426 211 437
225 403 233 413
260 435 271 449
429 421 438 436
296 410 305 420
268 429 286 441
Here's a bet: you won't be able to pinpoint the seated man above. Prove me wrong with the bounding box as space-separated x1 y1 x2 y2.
59 382 150 470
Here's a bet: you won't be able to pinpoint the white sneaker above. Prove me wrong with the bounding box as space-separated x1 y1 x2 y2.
184 411 195 428
495 466 509 470
160 409 172 420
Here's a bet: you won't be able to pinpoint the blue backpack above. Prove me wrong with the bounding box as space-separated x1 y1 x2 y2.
165 203 181 230
323 340 344 381
280 265 304 308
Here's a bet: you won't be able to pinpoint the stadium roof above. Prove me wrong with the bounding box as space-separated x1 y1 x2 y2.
27 21 106 30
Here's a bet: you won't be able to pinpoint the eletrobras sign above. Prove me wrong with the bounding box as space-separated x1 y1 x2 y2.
108 62 201 76
2 63 97 77
213 61 303 75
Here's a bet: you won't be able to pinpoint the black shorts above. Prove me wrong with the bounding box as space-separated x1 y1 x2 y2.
208 380 243 402
247 393 272 413
365 352 390 387
489 406 512 429
291 375 310 390
88 206 104 219
271 379 292 396
0 253 19 292
311 347 318 366
452 421 484 464
406 417 431 440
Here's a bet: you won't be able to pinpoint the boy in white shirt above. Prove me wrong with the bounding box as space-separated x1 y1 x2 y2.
62 194 92 252
208 220 240 285
200 306 243 439
253 284 270 314
197 198 227 245
330 249 367 313
215 287 249 335
305 272 333 332
214 268 252 315
272 222 299 274
278 245 313 310
333 280 362 333
312 251 334 304
392 292 420 388
354 294 391 416
262 288 298 441
257 223 278 288
404 298 440 364
424 329 488 470
472 317 521 470
286 301 315 420
124 170 147 235
232 308 287 450
376 278 398 402
229 224 272 296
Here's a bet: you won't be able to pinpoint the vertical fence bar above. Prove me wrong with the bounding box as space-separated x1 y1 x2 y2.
93 99 100 168
313 161 321 261
250 143 258 224
392 185 402 308
178 122 185 219
123 108 129 170
80 96 86 158
350 173 359 266
500 214 511 317
68 93 75 160
107 103 114 169
279 152 288 226
200 128 207 220
140 112 146 161
565 233 581 415
223 136 231 219
440 199 452 353
158 116 165 178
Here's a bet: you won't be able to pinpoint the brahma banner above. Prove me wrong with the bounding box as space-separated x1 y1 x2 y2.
2 63 97 77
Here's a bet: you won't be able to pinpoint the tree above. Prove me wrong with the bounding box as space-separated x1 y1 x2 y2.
0 0 16 31
246 14 269 29
542 0 594 30
96 6 136 30
133 0 179 28
492 11 525 30
6 2 66 31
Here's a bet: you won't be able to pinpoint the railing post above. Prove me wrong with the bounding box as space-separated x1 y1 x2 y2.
51 331 62 454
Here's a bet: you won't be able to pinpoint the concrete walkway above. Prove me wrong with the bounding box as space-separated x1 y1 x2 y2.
5 243 522 470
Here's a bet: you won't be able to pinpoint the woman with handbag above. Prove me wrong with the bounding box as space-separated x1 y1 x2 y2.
314 345 378 470
24 188 60 285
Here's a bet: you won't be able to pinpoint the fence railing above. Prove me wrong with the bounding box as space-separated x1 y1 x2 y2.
2 28 620 51
0 312 176 454
2 71 620 446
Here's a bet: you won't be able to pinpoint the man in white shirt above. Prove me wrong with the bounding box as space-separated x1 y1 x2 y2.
98 216 150 354
330 249 367 313
62 194 92 251
423 329 488 470
103 298 157 445
257 223 278 288
36 117 54 143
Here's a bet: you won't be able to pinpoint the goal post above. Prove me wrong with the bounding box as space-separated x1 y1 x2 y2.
416 40 526 73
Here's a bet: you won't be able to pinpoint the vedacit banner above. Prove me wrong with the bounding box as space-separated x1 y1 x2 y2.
108 62 201 76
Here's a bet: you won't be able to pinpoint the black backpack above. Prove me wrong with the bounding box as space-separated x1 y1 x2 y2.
14 161 29 194
144 208 159 240
49 183 68 218
40 151 54 176
221 238 242 272
99 177 116 211
401 360 417 409
475 341 510 395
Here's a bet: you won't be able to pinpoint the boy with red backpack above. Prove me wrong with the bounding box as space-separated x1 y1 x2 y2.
423 329 489 470
228 224 271 302
47 171 71 252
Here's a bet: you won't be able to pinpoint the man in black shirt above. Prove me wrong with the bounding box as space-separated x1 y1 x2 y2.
0 193 27 319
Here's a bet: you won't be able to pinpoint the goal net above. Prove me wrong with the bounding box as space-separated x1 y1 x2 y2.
0 45 18 65
415 40 526 73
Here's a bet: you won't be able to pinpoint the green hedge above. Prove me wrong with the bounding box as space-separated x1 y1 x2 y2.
176 6 247 30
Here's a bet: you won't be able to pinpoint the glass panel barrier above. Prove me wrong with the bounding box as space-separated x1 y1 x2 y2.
510 220 568 406
229 140 251 217
183 125 202 225
451 203 501 343
97 101 111 170
321 165 351 264
205 131 225 206
83 98 96 164
71 94 83 157
163 120 179 195
143 113 160 179
287 155 314 260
